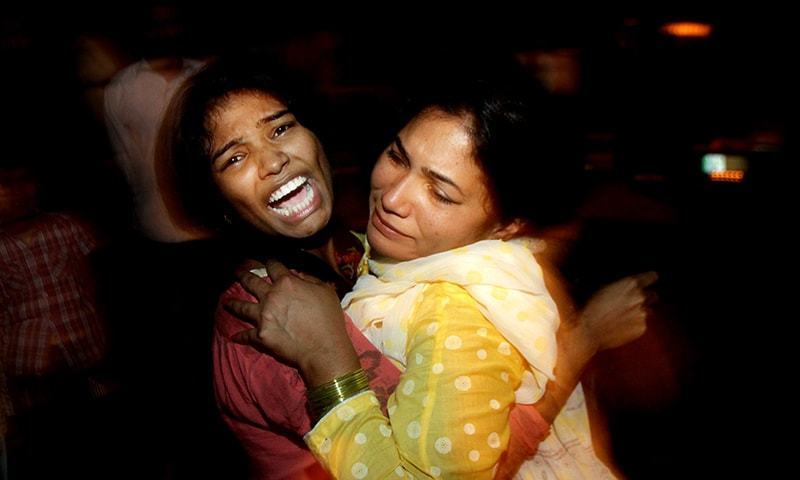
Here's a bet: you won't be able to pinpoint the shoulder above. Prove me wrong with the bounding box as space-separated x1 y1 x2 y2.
416 282 480 313
105 61 143 91
212 280 306 396
214 280 260 339
406 282 490 337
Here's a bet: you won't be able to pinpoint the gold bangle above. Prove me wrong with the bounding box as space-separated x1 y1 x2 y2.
308 368 371 420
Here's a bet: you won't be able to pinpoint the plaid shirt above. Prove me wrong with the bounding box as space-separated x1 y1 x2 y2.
0 213 107 377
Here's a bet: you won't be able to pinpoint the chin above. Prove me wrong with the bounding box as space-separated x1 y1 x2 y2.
293 210 331 238
367 231 412 261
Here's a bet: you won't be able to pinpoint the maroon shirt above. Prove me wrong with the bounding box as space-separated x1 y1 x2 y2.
212 280 401 479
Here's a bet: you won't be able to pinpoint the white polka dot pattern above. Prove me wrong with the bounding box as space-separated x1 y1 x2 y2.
402 380 415 396
337 405 356 421
309 278 537 480
454 376 472 391
319 437 332 454
406 421 421 439
444 335 462 350
498 342 511 355
434 437 452 454
351 462 368 479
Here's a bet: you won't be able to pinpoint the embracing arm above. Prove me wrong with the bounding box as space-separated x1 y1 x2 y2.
305 283 525 479
229 261 656 478
495 271 657 479
230 268 525 479
535 271 657 424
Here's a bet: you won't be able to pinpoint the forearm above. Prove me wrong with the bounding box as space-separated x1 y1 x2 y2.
305 391 413 479
533 320 596 425
496 321 594 479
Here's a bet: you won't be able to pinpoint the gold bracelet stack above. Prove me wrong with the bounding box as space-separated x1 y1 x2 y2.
308 368 371 420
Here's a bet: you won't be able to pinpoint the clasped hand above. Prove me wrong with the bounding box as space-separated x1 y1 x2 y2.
227 259 361 386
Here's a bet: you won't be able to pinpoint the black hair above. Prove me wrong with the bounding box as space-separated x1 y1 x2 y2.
398 59 583 231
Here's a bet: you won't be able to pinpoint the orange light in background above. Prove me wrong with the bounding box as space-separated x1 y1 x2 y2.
661 22 713 38
709 170 745 183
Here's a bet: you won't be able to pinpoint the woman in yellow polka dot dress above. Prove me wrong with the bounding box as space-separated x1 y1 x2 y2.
233 77 632 478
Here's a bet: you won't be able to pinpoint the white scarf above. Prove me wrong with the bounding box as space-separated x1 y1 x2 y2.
342 238 558 404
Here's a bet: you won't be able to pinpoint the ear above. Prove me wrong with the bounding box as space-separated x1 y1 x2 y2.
490 218 527 241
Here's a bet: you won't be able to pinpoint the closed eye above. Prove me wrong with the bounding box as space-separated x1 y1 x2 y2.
430 187 457 205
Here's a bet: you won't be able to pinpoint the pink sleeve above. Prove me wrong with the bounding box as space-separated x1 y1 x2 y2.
214 280 402 437
508 403 550 457
345 317 401 416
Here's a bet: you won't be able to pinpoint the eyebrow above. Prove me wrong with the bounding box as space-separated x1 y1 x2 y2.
211 109 291 162
257 109 290 126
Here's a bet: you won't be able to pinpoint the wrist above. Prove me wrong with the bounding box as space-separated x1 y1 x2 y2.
300 342 361 387
564 313 599 367
307 368 371 420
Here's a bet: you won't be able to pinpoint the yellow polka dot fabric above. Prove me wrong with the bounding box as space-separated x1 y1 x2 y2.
307 283 526 478
313 239 615 478
342 238 560 401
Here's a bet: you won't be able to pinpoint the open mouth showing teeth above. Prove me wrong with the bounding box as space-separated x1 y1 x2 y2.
267 175 316 217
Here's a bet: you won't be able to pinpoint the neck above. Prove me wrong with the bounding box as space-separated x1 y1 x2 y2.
293 221 339 270
226 220 338 268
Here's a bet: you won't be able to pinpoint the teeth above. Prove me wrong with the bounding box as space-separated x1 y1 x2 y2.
269 176 308 204
269 183 315 217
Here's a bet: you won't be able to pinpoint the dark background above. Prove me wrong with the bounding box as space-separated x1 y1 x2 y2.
2 3 791 478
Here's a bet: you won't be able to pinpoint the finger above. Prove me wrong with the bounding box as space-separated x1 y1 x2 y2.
234 259 265 277
225 299 264 325
231 327 259 345
237 270 272 298
265 258 292 281
634 271 659 288
292 269 324 285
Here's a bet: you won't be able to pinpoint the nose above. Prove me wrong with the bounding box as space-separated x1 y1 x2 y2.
380 174 412 218
257 148 290 178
